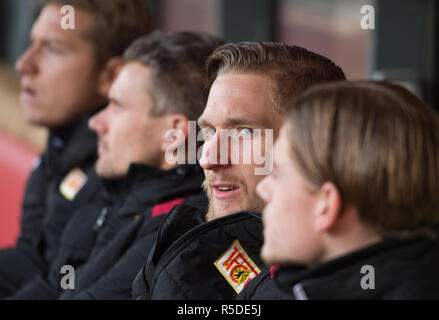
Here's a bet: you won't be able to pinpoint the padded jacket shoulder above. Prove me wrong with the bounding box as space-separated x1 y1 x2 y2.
133 206 265 300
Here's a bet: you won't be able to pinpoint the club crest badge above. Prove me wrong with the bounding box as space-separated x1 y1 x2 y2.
214 239 261 293
59 168 87 201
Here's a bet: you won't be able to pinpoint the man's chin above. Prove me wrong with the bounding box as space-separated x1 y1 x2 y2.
205 198 246 221
23 109 70 129
261 243 288 266
23 109 47 127
261 244 275 266
205 192 266 221
95 162 120 180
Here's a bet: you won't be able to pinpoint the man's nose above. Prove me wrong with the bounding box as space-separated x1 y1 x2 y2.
199 130 231 170
15 45 38 76
88 106 110 135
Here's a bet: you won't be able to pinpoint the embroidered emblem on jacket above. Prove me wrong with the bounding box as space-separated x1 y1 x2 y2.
59 168 87 201
214 239 261 293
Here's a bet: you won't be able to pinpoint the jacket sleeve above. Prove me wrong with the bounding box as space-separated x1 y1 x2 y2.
61 233 158 300
18 159 48 247
0 163 48 298
6 274 59 300
0 246 47 298
235 267 271 300
132 264 151 300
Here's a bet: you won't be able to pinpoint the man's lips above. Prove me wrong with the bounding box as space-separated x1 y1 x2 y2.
20 86 37 102
97 142 109 155
210 182 240 200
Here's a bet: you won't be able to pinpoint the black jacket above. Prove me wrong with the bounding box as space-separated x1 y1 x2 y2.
132 203 265 300
237 237 439 300
0 115 101 298
10 163 204 300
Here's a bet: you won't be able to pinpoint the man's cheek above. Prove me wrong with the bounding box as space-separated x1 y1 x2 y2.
237 138 253 165
247 175 263 195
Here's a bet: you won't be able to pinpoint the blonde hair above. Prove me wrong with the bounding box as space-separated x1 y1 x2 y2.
206 42 346 112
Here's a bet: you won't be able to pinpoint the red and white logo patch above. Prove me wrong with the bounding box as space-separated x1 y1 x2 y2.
59 168 87 201
214 239 261 293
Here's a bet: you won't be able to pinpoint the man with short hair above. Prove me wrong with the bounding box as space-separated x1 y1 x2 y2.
133 42 346 300
239 81 439 299
0 0 151 298
11 31 223 300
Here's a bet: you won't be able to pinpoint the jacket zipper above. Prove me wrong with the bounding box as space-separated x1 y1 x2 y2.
93 206 112 231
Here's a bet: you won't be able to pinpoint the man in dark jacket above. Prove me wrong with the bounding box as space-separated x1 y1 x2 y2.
10 31 224 300
132 42 347 300
0 0 151 298
238 81 439 300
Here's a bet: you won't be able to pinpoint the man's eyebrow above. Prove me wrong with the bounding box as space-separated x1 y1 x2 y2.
28 27 71 45
197 117 211 128
109 95 122 106
34 36 73 50
198 116 271 129
223 116 266 127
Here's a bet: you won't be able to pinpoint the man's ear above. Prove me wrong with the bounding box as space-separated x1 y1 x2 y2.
97 56 124 97
161 114 189 152
314 182 342 232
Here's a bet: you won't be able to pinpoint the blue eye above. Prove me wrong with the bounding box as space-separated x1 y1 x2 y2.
239 127 254 135
49 46 62 53
202 128 216 140
45 43 64 54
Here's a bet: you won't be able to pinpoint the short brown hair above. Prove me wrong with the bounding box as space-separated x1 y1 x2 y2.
123 31 224 120
285 81 439 237
206 42 346 112
44 0 152 68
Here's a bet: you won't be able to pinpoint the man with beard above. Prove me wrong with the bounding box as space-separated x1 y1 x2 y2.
132 42 346 299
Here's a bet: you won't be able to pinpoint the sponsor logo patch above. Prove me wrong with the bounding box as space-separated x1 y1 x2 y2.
214 239 261 293
59 168 87 201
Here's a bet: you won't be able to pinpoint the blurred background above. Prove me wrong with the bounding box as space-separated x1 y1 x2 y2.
0 0 437 246
1 0 438 150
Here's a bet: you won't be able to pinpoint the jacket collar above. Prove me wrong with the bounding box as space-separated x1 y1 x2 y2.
273 237 439 299
45 113 98 176
102 162 205 216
